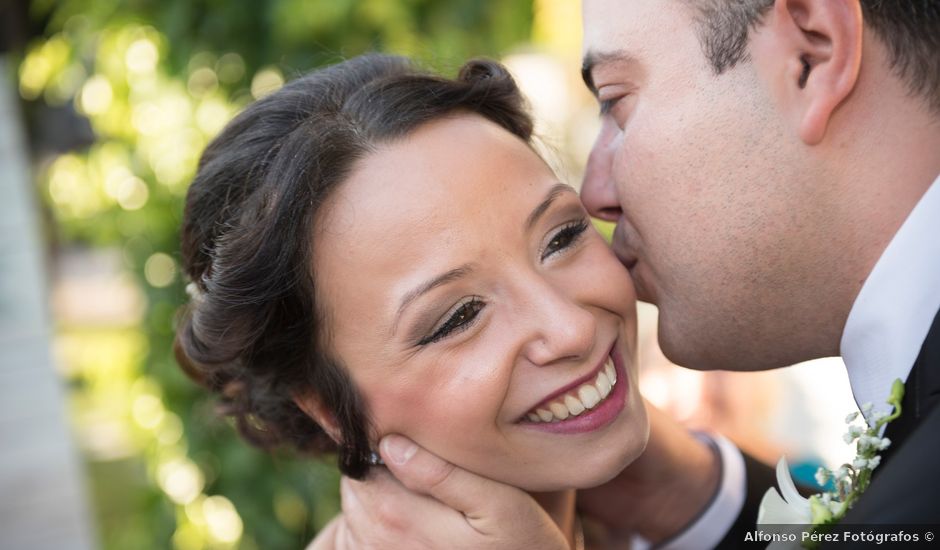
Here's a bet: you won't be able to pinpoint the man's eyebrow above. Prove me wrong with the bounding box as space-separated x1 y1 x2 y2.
395 264 474 328
581 49 637 95
525 183 576 232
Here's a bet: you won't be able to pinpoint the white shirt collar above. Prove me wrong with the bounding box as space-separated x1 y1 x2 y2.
840 173 940 419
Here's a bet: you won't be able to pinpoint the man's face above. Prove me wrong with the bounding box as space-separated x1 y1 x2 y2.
580 0 831 370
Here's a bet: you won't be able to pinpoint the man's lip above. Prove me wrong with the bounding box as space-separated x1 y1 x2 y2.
609 228 637 269
516 343 615 421
613 248 638 273
619 254 638 270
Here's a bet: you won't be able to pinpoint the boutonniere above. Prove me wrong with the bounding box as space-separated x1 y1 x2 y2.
757 379 905 547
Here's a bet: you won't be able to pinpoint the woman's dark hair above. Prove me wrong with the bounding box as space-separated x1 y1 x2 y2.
174 54 533 479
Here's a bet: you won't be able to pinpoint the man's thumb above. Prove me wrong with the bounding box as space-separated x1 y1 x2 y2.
379 434 518 519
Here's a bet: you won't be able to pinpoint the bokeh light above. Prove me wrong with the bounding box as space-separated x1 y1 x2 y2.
125 38 159 74
250 67 284 99
144 253 176 288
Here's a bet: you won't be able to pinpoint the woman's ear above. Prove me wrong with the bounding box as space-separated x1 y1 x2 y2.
293 392 343 445
752 0 863 145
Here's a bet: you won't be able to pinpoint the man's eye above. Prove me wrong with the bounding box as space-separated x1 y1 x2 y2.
419 298 485 346
599 93 633 128
599 93 627 116
542 219 589 260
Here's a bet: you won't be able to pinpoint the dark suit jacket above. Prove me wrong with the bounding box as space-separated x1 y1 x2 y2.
715 307 940 548
838 306 940 524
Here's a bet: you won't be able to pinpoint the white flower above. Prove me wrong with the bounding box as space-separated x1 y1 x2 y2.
867 409 889 427
760 378 904 543
814 467 830 487
185 282 202 300
843 425 863 444
758 457 811 525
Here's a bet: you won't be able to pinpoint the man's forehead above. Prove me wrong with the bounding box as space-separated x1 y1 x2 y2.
581 0 692 52
580 0 698 86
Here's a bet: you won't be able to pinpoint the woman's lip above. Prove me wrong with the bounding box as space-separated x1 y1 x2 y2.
516 343 616 422
519 347 628 435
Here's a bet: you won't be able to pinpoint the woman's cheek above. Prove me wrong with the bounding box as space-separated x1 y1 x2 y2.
592 245 637 305
357 376 429 439
361 368 488 444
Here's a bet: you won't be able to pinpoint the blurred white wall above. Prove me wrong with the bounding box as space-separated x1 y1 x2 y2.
0 55 97 550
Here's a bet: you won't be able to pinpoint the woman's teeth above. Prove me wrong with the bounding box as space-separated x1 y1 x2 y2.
526 358 617 423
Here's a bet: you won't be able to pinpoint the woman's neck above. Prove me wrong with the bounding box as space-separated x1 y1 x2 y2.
529 489 578 548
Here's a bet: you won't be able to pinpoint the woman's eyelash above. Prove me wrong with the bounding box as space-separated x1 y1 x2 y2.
418 297 485 346
415 219 588 347
542 219 590 260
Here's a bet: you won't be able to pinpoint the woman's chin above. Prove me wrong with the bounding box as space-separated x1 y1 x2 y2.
511 434 650 493
575 435 649 489
566 396 650 489
507 392 650 492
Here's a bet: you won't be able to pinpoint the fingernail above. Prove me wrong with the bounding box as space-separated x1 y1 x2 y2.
381 434 417 465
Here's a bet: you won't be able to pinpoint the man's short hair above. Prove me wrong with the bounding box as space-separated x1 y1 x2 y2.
686 0 940 113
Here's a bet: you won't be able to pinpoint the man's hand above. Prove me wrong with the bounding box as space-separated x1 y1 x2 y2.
577 402 721 544
317 435 568 549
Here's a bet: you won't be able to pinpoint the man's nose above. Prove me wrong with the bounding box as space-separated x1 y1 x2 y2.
580 117 622 222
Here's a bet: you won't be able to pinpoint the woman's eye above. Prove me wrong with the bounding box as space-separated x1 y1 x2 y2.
542 219 589 260
419 298 485 346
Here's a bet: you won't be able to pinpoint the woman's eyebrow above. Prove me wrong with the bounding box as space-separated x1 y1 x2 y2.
525 183 576 232
392 183 575 335
394 264 475 333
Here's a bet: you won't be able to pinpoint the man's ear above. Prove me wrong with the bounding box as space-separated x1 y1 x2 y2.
294 392 343 445
753 0 863 145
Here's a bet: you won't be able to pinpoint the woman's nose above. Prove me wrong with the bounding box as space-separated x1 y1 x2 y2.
520 283 597 367
580 117 622 222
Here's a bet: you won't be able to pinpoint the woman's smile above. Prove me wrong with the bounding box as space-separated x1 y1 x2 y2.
519 343 629 435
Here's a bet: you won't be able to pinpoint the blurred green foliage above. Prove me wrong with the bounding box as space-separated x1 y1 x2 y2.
20 1 534 548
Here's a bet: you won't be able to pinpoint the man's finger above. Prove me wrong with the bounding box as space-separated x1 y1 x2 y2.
341 471 455 529
379 434 527 522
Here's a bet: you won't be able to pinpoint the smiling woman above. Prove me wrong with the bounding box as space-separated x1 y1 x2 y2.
174 53 648 546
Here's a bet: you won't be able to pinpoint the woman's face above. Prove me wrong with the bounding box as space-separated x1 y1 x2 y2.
314 114 647 491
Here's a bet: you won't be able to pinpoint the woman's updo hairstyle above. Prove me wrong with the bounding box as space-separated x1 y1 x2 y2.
175 54 534 478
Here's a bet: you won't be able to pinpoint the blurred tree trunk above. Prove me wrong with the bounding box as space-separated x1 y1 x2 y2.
0 54 97 550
